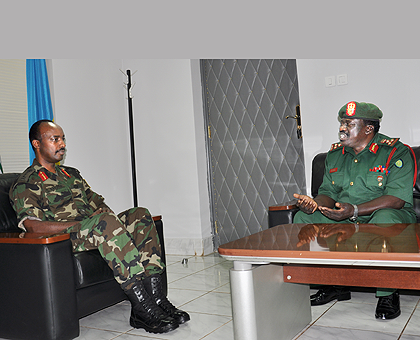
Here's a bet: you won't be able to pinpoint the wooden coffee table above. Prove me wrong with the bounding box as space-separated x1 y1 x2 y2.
218 223 420 340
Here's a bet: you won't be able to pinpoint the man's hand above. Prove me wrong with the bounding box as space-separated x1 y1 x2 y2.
293 193 318 214
318 202 354 221
296 224 320 247
318 223 356 242
89 206 114 217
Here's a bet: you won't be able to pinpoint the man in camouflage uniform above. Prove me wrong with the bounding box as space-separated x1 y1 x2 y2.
9 120 189 334
293 102 416 320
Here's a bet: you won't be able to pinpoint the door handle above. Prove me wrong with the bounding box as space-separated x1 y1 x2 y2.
286 105 302 139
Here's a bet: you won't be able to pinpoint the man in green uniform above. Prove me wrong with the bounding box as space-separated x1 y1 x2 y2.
293 101 416 320
9 120 190 334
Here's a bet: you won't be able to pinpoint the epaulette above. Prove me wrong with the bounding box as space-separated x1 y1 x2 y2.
17 166 37 183
378 137 399 147
59 165 80 177
329 142 343 152
60 165 80 177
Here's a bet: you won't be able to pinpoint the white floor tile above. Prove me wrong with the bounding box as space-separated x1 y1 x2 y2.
79 301 132 333
314 299 415 335
200 320 234 340
3 254 413 340
295 325 399 340
180 291 232 317
168 271 228 292
127 312 231 340
401 305 420 336
167 287 208 307
213 282 231 293
401 335 420 340
77 327 123 340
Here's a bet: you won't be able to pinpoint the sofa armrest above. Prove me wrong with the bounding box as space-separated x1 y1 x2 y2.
268 200 299 228
0 238 79 340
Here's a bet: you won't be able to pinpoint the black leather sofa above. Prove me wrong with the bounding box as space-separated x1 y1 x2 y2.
269 146 420 227
0 172 167 340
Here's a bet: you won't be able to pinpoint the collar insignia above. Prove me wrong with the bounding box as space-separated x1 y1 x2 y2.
369 143 378 154
38 171 48 181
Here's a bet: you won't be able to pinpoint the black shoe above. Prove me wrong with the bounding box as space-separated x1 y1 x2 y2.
125 281 179 333
310 286 351 306
375 291 401 320
144 274 190 324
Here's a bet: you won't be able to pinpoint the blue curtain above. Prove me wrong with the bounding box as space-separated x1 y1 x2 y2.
26 59 54 164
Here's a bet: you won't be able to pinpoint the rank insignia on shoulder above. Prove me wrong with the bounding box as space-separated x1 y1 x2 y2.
369 143 378 154
38 171 48 181
61 169 71 178
379 138 399 147
329 142 342 151
395 159 404 168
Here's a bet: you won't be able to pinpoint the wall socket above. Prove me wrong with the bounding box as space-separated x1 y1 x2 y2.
325 74 348 87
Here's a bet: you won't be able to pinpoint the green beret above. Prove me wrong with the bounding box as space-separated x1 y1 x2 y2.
338 101 383 121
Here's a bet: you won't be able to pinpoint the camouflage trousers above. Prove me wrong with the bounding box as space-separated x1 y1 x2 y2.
65 207 165 290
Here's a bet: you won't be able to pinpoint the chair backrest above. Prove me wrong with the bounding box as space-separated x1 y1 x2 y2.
0 173 21 232
311 146 420 222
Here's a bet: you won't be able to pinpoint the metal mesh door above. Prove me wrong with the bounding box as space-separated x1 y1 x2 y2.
201 59 306 248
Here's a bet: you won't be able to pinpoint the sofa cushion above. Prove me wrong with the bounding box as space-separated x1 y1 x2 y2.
0 173 20 232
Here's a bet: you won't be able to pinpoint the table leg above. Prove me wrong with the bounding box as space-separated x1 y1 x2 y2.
230 262 311 340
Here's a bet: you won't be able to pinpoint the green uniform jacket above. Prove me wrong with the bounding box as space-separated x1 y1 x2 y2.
9 159 106 230
318 133 415 217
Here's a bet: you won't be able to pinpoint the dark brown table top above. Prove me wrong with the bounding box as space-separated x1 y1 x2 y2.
218 223 420 266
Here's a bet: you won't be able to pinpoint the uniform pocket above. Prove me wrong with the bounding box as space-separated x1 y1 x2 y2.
330 172 344 191
44 185 72 206
366 172 387 192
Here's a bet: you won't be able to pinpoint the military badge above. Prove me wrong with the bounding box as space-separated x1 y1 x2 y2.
38 171 48 181
346 102 356 116
329 142 342 151
379 138 399 147
395 159 403 168
369 143 378 154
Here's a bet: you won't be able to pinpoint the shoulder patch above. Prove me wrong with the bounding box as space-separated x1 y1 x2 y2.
329 142 342 152
379 137 399 147
395 159 404 168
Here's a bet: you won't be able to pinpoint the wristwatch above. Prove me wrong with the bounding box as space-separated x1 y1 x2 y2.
349 204 358 222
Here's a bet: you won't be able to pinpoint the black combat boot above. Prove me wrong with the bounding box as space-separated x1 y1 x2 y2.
144 274 190 324
125 280 179 333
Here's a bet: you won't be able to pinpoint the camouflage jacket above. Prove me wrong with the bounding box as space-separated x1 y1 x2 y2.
9 159 106 230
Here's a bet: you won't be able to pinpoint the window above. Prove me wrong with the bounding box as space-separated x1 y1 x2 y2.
0 59 29 173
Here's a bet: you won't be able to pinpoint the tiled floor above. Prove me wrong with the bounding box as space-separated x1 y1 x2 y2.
74 253 420 340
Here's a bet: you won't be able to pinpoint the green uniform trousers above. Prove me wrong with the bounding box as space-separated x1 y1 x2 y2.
65 207 165 290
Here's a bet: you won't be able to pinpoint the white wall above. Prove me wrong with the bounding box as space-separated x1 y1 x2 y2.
296 59 420 194
50 59 212 256
49 58 420 254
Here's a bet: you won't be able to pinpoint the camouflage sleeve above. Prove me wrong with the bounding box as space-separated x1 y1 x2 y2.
9 181 46 230
82 178 107 211
64 166 107 211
